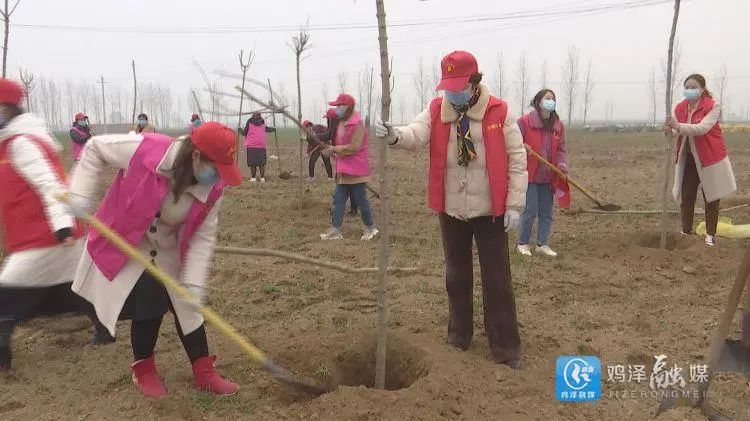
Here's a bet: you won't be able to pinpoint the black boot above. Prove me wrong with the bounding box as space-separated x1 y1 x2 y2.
0 318 15 371
90 321 115 346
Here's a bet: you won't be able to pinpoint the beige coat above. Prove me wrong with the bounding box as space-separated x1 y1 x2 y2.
671 101 736 203
69 134 220 336
392 84 527 220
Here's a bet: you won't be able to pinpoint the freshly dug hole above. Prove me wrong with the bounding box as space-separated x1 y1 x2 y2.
633 231 691 251
326 333 429 391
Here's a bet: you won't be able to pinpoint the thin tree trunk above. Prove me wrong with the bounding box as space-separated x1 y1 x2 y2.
268 79 283 176
99 76 108 133
296 54 303 211
237 66 247 166
660 0 681 250
131 60 137 124
374 0 392 391
2 0 8 79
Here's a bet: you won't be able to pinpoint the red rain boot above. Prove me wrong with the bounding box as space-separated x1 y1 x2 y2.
192 355 239 395
131 355 167 398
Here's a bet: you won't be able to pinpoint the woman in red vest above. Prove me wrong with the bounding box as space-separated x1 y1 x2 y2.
517 89 570 257
375 51 527 368
0 79 113 372
68 123 242 398
69 112 92 163
665 74 736 246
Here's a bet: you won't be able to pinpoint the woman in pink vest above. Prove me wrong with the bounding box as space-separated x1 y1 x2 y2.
69 112 92 162
68 122 243 398
0 79 113 372
375 51 527 368
665 74 736 246
319 93 378 241
239 112 275 182
517 89 570 258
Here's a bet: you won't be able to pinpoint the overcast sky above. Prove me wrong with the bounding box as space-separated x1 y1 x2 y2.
9 0 750 125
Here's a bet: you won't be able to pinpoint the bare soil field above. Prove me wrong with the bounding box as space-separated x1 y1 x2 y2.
2 130 750 420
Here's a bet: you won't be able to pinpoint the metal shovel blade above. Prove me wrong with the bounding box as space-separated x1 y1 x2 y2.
593 203 622 212
264 360 328 396
714 339 750 376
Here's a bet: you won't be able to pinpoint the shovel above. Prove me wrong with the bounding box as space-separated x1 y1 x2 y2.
656 243 750 420
524 145 621 212
56 194 326 396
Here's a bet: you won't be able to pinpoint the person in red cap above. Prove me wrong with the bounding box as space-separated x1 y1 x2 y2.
319 94 378 240
67 122 242 398
188 113 202 134
0 78 113 372
69 112 93 163
376 51 527 368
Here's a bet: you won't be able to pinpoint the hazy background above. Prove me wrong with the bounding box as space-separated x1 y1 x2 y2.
9 0 749 128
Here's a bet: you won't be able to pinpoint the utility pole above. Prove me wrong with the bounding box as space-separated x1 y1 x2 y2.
98 75 108 134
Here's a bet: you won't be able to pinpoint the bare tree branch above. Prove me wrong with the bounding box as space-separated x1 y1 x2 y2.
561 45 580 127
515 52 528 114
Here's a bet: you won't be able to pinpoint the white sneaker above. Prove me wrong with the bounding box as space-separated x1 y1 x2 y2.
250 177 257 183
535 245 558 257
517 244 532 256
320 228 343 240
307 177 315 182
327 177 334 181
705 235 716 247
361 226 379 241
260 178 266 183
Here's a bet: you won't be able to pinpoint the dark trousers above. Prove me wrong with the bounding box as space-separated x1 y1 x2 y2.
0 283 108 368
131 315 208 363
308 150 333 178
681 150 720 235
438 213 521 363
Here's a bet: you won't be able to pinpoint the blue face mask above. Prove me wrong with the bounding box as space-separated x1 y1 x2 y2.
138 119 147 127
445 87 472 107
336 106 347 119
684 88 702 101
192 120 202 128
195 166 220 185
541 99 556 112
77 120 88 127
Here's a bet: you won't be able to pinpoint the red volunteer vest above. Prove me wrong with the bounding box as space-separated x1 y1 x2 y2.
518 112 571 208
428 96 509 217
674 96 727 167
0 135 83 253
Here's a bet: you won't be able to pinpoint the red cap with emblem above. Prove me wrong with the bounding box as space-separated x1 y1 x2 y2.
0 79 25 106
436 51 478 92
328 93 356 107
323 108 337 119
191 122 242 186
74 112 87 121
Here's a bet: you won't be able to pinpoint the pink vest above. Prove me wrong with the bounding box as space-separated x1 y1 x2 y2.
335 112 370 177
244 123 267 148
88 134 224 281
70 126 88 160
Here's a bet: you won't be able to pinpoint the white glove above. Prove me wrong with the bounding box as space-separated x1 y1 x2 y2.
375 120 398 144
504 209 521 232
61 192 92 218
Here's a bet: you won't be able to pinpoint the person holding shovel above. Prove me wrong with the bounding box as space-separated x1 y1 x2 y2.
319 94 378 241
665 74 736 247
239 112 275 183
69 112 93 163
302 119 333 181
516 88 570 258
375 51 527 368
0 79 113 372
67 122 242 398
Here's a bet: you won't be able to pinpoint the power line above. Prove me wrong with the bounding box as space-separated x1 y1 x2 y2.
14 0 672 34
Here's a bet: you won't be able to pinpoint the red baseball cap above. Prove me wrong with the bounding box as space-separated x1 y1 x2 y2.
191 122 243 186
436 51 478 92
74 112 87 121
191 113 200 120
302 120 312 127
323 108 337 119
329 93 356 107
0 79 24 106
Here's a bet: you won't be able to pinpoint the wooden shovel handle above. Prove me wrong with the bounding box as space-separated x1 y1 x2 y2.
524 145 602 207
710 243 750 366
